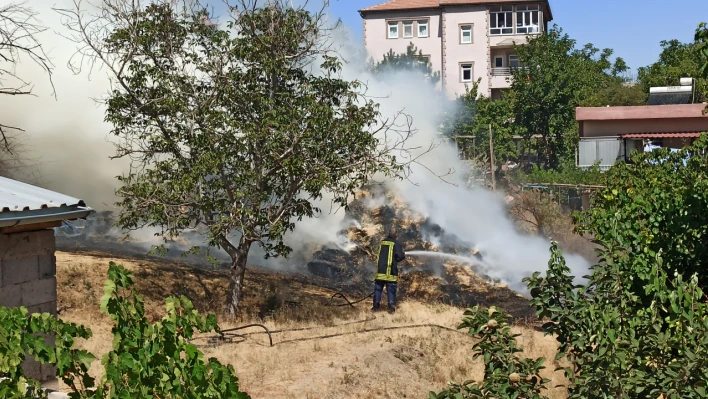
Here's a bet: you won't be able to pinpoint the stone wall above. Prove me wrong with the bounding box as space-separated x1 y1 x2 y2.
0 228 58 382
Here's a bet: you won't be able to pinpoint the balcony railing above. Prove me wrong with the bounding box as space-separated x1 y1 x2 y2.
492 67 511 76
491 67 528 76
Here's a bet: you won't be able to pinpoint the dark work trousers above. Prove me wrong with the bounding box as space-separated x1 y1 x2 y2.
373 280 397 311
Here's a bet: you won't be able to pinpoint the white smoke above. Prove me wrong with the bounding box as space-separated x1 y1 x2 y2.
1 1 591 287
306 27 592 290
0 0 129 208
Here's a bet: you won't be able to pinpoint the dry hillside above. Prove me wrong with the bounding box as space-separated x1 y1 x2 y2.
55 251 569 399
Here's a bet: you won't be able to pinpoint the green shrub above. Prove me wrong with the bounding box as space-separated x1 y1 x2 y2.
512 160 605 186
431 137 708 398
0 308 94 399
0 262 250 399
526 240 708 399
428 306 549 399
575 135 708 292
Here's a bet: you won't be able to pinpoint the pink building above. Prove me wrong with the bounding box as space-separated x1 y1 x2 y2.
359 0 553 99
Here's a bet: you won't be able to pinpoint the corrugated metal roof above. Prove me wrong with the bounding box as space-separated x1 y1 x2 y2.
621 132 703 139
0 177 86 213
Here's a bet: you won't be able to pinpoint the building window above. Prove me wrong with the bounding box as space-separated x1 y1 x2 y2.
460 63 473 82
490 6 513 35
418 20 429 37
460 25 473 44
495 57 504 68
403 21 413 38
509 55 521 68
416 55 431 69
388 21 398 39
516 5 540 34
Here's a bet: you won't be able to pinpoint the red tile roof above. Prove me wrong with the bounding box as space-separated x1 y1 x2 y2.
360 0 438 12
360 0 548 13
621 132 704 139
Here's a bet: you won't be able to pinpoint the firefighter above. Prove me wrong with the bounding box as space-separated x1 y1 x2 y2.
372 225 406 313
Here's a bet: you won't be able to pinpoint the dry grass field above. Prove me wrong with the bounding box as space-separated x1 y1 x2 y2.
55 251 569 399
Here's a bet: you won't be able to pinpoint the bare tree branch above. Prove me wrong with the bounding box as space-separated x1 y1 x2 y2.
0 1 55 153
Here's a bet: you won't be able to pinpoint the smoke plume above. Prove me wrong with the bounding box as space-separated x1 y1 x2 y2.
316 29 591 290
0 0 128 208
1 1 591 289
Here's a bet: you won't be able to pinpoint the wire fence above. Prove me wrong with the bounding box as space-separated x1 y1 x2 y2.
520 183 605 211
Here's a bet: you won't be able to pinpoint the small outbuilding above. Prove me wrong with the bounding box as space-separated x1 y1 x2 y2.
0 176 93 383
576 78 708 170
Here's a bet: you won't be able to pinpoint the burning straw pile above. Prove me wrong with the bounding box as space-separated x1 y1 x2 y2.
306 186 533 318
55 187 534 318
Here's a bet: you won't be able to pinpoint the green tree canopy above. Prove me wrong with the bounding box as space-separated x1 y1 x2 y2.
442 27 634 172
637 36 708 103
371 42 441 85
472 93 517 164
699 23 708 74
576 135 708 291
441 81 479 140
581 81 646 107
59 0 424 315
697 22 708 114
440 81 517 165
1 263 250 398
433 139 708 398
511 26 629 169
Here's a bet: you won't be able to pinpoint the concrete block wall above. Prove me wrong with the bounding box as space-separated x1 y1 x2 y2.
0 229 58 382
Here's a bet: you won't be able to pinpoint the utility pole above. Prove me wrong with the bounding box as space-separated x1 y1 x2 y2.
489 123 496 190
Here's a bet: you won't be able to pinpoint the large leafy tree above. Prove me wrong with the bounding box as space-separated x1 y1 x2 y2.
637 35 708 103
511 27 628 169
523 241 708 399
440 81 480 142
699 23 708 74
371 41 441 85
441 81 517 166
441 27 633 172
698 22 708 114
581 80 646 107
471 93 517 164
59 0 425 315
0 2 54 153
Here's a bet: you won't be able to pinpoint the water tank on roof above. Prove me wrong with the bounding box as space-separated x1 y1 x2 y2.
680 77 694 86
647 78 694 105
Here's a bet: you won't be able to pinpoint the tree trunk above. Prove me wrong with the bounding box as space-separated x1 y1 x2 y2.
225 242 252 316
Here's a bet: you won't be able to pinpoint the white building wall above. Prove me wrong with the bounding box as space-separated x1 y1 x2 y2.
363 9 443 88
362 4 547 100
441 5 489 99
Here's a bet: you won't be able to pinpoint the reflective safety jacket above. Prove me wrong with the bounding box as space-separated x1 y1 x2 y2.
375 236 406 282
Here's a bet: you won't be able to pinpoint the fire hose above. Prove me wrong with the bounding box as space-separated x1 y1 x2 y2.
325 291 374 307
190 291 470 348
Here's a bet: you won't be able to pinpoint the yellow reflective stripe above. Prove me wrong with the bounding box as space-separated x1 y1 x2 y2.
376 241 396 281
375 273 398 282
376 242 382 266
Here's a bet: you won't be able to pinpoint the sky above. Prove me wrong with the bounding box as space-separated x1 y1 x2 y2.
324 0 708 74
